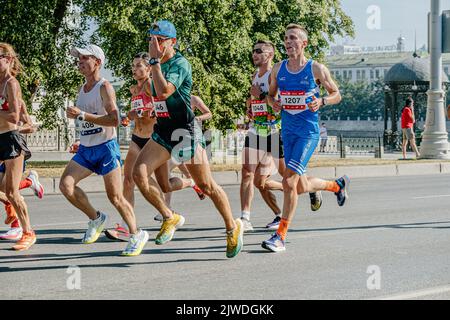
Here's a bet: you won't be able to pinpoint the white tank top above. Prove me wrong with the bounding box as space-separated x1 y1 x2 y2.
76 78 116 147
252 69 270 94
249 69 271 134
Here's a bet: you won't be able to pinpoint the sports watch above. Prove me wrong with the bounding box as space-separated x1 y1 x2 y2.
149 58 160 66
77 111 86 121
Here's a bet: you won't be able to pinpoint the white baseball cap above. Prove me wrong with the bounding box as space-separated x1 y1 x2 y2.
70 44 105 65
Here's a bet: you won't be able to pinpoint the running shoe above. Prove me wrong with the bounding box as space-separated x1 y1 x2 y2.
82 212 107 244
226 218 244 258
335 175 350 207
0 227 23 241
261 233 286 252
27 170 44 199
121 229 149 256
240 217 254 232
265 216 281 230
309 191 323 212
192 184 206 200
104 224 130 242
4 203 17 225
12 230 36 251
154 213 163 222
155 213 185 245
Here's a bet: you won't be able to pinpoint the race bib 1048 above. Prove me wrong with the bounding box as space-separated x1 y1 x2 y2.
251 100 268 116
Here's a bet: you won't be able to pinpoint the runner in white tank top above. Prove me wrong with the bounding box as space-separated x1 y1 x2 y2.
76 77 116 147
60 44 149 256
240 40 285 233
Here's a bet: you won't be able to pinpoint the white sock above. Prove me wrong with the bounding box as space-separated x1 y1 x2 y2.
189 179 195 187
241 211 251 221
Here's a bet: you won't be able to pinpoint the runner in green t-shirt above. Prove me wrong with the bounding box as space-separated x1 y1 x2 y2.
133 20 244 258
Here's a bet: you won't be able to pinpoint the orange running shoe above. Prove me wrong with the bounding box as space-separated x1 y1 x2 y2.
12 230 36 251
192 185 206 200
4 203 17 225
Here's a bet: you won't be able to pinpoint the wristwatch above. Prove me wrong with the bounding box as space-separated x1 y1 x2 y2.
149 58 160 66
322 97 328 106
77 111 86 121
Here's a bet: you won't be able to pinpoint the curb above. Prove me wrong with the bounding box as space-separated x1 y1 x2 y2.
21 162 449 197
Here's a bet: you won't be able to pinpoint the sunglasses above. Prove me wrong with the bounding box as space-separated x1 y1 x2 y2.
146 35 171 43
252 48 267 54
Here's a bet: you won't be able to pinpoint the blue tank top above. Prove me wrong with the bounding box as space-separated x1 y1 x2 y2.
277 59 320 139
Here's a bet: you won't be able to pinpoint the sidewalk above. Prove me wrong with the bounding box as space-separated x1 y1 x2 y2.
23 157 450 196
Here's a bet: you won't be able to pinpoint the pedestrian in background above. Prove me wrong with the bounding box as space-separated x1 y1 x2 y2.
401 97 420 159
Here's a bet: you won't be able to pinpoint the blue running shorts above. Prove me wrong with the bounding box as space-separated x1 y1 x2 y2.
72 139 121 176
282 133 319 176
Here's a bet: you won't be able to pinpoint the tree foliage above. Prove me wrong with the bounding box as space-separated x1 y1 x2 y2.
0 0 88 128
84 0 354 130
1 0 353 130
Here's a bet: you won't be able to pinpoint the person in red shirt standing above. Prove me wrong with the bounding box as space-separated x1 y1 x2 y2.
401 97 420 159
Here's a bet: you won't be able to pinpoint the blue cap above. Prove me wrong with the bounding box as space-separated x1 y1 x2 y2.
148 20 177 39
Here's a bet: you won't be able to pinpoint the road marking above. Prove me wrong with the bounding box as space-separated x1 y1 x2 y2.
412 194 450 199
33 221 87 227
373 285 450 300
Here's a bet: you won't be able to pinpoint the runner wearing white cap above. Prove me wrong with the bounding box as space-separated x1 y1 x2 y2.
60 44 148 256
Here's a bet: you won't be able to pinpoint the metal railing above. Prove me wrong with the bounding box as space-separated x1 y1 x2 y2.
24 127 384 159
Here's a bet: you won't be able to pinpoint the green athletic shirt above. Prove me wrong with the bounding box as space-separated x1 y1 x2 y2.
151 50 195 129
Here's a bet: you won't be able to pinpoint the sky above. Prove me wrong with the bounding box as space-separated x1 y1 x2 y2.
334 0 444 51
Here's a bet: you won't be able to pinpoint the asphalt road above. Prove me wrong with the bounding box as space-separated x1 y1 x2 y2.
1 174 450 300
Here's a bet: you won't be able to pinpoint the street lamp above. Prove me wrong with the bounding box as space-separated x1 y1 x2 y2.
420 0 450 159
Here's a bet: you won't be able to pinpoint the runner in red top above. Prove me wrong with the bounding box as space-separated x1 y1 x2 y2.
401 97 420 159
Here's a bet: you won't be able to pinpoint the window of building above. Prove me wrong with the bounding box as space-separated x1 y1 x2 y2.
384 69 387 76
376 69 380 78
344 70 347 79
357 70 361 80
445 67 449 75
370 70 374 79
362 70 366 79
349 70 353 79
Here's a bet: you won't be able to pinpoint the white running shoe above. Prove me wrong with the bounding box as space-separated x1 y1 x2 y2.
121 229 149 256
82 212 107 244
0 227 23 241
240 217 254 232
27 170 44 199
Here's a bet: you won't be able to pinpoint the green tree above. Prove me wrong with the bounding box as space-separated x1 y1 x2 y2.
83 0 354 131
0 0 88 128
320 79 385 120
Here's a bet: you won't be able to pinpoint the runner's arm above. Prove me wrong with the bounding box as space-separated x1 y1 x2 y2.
191 95 212 121
266 62 282 112
0 79 21 124
66 81 119 127
312 62 341 105
18 100 37 134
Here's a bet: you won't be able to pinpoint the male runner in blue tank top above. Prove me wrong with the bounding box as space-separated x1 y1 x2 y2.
262 24 350 252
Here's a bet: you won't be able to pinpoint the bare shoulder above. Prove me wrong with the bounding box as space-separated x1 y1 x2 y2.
312 61 330 75
272 61 282 74
100 80 115 95
191 95 201 105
